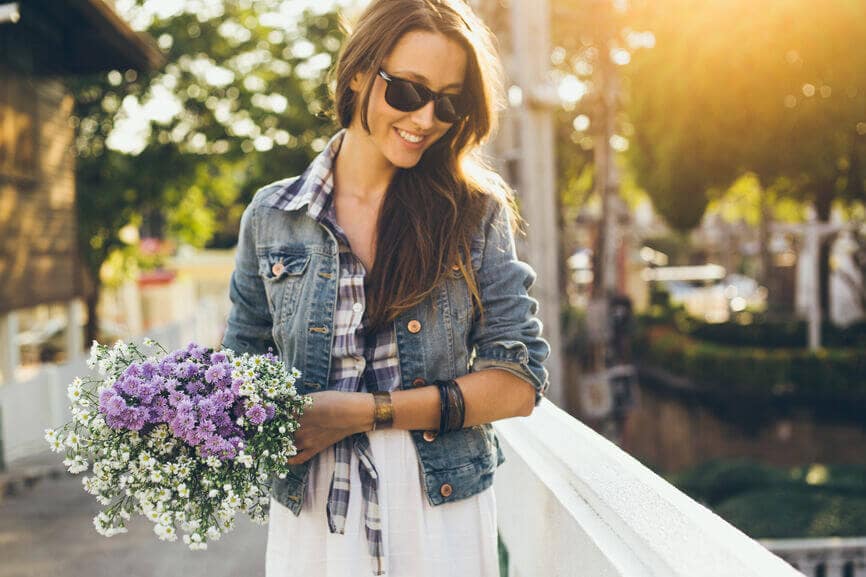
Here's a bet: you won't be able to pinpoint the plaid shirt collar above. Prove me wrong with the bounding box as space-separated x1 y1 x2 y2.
264 128 346 221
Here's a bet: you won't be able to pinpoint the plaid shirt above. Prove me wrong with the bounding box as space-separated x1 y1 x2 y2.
268 129 399 575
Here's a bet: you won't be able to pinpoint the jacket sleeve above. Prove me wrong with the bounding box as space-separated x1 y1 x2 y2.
221 201 276 356
467 198 551 406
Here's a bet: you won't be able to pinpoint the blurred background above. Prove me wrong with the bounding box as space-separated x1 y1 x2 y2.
0 0 865 576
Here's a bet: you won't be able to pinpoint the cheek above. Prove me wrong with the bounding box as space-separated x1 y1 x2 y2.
367 87 398 129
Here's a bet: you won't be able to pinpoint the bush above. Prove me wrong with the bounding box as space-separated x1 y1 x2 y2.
715 487 866 538
690 317 866 349
667 458 792 506
638 325 866 395
668 459 866 539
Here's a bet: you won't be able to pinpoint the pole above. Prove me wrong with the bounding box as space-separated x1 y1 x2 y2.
505 0 565 407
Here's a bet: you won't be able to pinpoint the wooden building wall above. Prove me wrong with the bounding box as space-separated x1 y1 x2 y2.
0 66 80 313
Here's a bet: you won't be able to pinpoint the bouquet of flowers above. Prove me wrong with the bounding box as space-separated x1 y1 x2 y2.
45 338 311 550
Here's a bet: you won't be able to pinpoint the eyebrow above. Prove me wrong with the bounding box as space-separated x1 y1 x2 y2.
390 70 463 92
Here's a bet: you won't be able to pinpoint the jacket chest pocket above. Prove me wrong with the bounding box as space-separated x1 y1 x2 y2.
258 250 311 323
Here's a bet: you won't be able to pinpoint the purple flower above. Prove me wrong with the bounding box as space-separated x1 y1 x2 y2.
140 361 158 380
102 394 127 418
170 411 196 440
204 364 227 384
185 380 204 395
124 363 142 378
176 399 193 414
145 405 163 423
105 413 125 430
246 404 266 425
138 382 159 404
210 351 227 364
219 444 237 460
264 403 276 421
168 389 187 406
186 343 207 360
118 376 142 397
126 408 146 431
214 389 235 409
199 418 217 436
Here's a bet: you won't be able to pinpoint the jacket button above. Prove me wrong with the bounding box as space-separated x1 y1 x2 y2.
440 483 453 497
272 262 285 276
407 320 422 333
412 377 426 387
423 430 437 442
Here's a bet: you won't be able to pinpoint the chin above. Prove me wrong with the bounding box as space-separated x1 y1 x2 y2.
389 155 423 169
384 146 427 170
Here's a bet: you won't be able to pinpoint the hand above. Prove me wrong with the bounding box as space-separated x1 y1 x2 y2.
286 391 373 465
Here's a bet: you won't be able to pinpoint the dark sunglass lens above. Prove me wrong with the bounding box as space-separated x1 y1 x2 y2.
436 95 466 123
386 78 427 112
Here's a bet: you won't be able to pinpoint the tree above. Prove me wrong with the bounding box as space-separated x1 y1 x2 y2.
624 0 866 312
72 0 348 342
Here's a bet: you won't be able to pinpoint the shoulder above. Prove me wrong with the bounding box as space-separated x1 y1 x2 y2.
249 176 301 210
475 171 521 239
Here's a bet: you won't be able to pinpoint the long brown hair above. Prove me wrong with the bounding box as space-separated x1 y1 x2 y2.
331 0 524 334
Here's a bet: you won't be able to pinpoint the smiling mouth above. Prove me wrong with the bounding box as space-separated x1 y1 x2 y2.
395 127 425 145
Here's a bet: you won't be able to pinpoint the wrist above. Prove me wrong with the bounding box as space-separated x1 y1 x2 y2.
351 392 376 434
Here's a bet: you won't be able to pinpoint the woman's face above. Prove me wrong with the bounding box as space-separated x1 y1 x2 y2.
350 29 468 170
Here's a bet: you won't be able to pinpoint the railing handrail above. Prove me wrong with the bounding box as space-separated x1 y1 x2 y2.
493 398 803 577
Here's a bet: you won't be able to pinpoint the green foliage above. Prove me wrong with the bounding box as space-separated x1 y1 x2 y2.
689 318 866 349
668 458 792 506
625 0 866 227
639 324 866 396
718 487 866 538
669 459 866 538
72 1 347 254
71 1 348 333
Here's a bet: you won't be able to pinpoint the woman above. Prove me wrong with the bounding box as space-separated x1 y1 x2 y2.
222 0 550 575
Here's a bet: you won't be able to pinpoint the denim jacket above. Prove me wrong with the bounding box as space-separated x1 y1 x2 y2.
221 173 551 515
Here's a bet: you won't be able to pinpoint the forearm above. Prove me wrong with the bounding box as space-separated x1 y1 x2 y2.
348 369 536 433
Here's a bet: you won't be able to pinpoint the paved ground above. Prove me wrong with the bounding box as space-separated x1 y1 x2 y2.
0 465 267 577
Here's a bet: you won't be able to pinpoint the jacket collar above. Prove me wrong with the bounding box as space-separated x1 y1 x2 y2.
264 128 346 219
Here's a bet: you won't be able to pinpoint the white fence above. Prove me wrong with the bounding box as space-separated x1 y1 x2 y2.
761 537 866 577
0 304 224 466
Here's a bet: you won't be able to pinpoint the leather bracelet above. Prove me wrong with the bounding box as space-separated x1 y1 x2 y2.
434 379 467 434
448 379 465 431
436 380 450 435
371 391 394 430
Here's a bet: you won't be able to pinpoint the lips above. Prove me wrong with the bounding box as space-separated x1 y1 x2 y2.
394 127 426 147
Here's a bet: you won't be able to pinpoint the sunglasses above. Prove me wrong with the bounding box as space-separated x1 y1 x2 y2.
377 69 469 123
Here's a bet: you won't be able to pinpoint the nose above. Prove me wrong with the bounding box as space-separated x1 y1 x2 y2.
409 100 436 130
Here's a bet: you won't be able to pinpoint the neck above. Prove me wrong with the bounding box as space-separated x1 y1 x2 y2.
333 126 396 205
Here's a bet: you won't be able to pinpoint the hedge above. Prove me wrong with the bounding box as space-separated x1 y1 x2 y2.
668 459 866 538
637 325 866 396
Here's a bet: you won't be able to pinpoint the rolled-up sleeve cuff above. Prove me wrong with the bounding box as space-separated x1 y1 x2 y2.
472 340 549 406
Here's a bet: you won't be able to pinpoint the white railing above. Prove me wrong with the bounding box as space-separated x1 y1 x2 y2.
0 304 224 466
492 399 805 577
761 537 866 577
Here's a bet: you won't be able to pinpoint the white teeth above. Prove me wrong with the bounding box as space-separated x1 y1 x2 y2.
397 129 423 143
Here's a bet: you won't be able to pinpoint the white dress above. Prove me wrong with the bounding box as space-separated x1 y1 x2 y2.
265 428 499 577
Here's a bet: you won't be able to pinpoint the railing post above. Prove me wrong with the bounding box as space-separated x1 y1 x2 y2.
66 299 84 359
0 312 20 385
